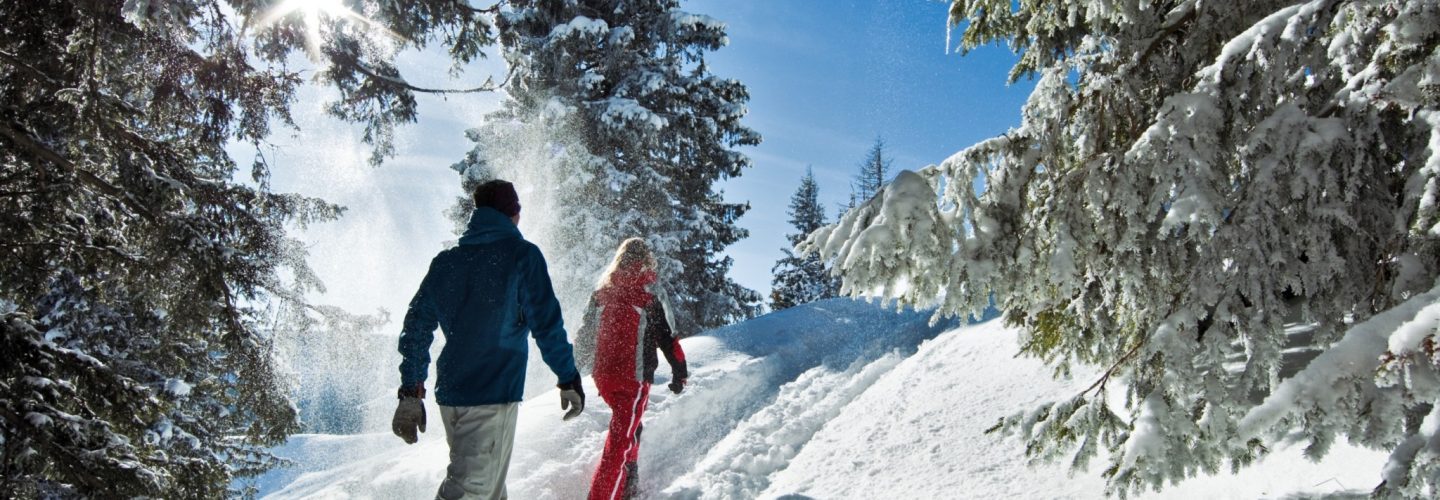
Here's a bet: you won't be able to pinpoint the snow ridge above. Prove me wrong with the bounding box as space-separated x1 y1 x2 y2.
664 352 906 498
252 299 1388 499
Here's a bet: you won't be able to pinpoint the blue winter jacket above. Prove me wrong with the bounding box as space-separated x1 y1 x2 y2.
398 207 580 406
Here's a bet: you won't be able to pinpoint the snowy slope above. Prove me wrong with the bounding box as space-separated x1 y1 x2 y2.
251 298 1387 499
759 319 1387 499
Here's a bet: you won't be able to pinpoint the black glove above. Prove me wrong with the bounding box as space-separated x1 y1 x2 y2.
558 378 585 421
392 385 426 444
668 377 686 394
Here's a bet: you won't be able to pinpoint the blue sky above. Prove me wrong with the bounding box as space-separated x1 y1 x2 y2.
258 0 1035 321
691 0 1034 300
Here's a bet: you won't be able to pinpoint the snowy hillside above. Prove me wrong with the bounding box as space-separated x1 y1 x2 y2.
251 298 1387 499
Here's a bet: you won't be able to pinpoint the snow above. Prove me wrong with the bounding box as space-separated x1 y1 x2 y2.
1239 282 1440 439
670 12 728 45
665 352 906 498
548 16 609 40
252 298 1388 499
1120 391 1169 473
598 98 667 131
808 170 953 307
758 318 1105 499
25 412 52 428
22 376 54 389
165 378 193 398
44 327 67 343
670 13 725 32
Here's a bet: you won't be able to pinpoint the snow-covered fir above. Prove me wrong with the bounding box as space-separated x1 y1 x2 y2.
1 0 503 496
806 0 1440 496
8 0 1439 498
451 0 763 338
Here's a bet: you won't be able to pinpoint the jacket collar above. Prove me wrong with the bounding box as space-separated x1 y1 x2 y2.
458 207 522 246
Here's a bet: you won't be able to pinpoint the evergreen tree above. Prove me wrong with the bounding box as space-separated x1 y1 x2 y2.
853 137 893 204
0 1 502 496
805 0 1440 497
453 0 762 336
771 167 838 310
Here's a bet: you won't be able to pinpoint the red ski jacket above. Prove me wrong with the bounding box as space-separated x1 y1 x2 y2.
574 266 687 384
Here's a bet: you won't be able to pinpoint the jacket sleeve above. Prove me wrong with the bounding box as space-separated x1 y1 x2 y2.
648 289 687 381
397 259 441 388
573 293 601 375
518 244 580 385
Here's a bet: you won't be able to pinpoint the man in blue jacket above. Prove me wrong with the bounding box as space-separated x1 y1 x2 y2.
392 179 585 500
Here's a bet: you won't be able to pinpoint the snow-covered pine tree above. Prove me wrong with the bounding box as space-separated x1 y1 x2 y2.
804 0 1440 497
771 167 840 310
453 0 762 335
0 1 502 496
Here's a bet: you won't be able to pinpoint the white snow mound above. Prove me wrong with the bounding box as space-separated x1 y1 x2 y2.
251 298 1385 499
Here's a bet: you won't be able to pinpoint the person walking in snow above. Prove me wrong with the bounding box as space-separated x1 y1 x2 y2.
392 179 586 500
575 237 689 500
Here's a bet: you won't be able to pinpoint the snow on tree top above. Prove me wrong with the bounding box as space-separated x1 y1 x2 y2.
670 12 725 32
670 12 728 46
599 97 667 131
549 16 609 39
165 378 194 398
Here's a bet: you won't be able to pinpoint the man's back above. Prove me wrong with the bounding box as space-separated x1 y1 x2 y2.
391 181 584 500
398 207 579 407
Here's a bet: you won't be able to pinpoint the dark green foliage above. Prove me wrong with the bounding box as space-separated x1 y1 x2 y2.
463 0 762 334
0 0 499 495
771 167 839 310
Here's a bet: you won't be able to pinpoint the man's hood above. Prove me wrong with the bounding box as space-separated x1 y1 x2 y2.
458 207 522 245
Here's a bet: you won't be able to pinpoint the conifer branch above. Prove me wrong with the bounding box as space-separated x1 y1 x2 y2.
465 1 508 14
1132 1 1198 66
0 121 165 223
352 61 515 94
0 49 61 85
1081 338 1145 396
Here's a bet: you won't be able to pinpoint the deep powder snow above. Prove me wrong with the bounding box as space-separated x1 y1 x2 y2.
250 298 1386 499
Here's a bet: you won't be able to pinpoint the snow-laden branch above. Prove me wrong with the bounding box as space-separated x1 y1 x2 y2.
818 0 1440 496
801 169 952 310
1238 282 1440 440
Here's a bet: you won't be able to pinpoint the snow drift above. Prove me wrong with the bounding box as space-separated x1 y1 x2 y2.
250 298 1386 499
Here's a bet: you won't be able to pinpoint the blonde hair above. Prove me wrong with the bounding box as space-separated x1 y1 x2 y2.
597 237 657 289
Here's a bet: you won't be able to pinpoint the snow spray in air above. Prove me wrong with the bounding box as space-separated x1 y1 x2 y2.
452 95 621 399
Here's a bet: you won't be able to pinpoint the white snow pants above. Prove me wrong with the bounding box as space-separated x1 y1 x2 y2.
436 402 519 500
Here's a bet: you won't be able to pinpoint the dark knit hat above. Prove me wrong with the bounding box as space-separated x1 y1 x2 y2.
474 179 521 217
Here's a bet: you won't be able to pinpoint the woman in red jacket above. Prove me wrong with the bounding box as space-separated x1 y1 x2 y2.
576 238 687 500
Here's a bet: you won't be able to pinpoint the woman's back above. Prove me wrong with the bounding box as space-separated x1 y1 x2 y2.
591 266 656 381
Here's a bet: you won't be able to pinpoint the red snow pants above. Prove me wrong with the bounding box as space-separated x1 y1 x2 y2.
589 375 651 500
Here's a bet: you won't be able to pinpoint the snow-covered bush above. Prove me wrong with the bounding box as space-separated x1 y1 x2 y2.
805 0 1440 496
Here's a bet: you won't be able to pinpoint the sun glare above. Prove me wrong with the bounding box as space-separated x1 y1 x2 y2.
260 0 354 25
257 0 378 58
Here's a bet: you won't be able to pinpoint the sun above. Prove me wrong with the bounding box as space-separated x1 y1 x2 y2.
259 0 356 25
256 0 373 58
